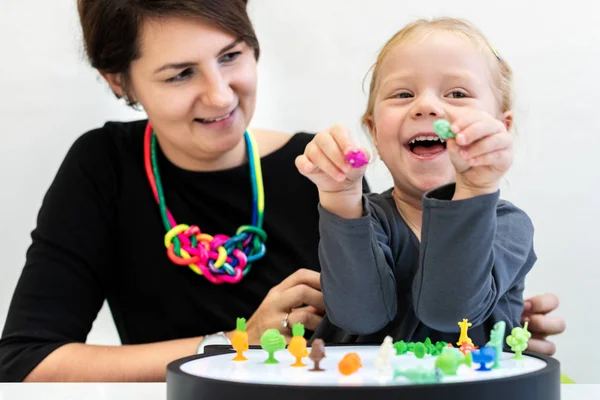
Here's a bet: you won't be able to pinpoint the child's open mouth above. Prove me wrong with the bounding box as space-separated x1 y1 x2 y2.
407 135 447 157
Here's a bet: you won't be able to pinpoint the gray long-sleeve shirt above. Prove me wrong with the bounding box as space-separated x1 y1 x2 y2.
315 184 536 346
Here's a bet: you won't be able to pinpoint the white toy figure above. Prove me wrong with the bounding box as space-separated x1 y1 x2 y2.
374 336 395 376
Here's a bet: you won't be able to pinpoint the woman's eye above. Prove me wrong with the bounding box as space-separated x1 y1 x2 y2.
220 51 242 63
166 68 194 83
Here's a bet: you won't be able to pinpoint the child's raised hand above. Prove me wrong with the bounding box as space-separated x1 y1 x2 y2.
444 111 513 198
295 125 370 194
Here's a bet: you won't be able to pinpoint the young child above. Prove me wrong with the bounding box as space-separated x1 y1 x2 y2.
296 18 535 346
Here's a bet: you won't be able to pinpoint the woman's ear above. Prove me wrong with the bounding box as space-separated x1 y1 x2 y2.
99 70 130 100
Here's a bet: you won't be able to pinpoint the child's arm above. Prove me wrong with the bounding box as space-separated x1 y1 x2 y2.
296 126 396 334
317 195 398 335
412 183 536 331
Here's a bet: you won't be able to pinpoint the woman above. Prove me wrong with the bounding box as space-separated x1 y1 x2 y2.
0 0 564 382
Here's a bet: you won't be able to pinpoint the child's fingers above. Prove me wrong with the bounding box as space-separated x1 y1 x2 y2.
464 148 513 169
295 154 319 175
449 113 485 137
328 125 355 156
460 132 512 160
303 141 347 182
314 129 351 173
454 118 506 146
446 139 470 173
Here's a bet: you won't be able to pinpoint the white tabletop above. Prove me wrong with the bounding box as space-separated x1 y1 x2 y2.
0 383 599 400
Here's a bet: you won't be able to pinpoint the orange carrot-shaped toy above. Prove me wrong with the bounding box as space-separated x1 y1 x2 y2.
231 317 249 361
288 323 309 367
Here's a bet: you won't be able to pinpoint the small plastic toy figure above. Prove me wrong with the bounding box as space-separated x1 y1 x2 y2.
486 321 506 369
231 317 249 361
288 323 309 367
433 341 448 356
394 366 443 384
458 341 477 355
433 119 455 139
338 352 362 376
457 318 474 347
309 339 326 372
506 321 531 360
435 347 472 376
471 346 497 371
374 336 394 375
412 342 427 359
259 329 286 364
393 340 409 355
345 149 368 168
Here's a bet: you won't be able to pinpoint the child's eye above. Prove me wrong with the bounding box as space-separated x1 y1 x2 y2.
447 91 467 99
394 92 413 99
220 51 242 63
166 68 194 83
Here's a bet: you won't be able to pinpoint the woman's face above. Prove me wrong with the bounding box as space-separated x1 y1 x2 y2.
106 16 258 170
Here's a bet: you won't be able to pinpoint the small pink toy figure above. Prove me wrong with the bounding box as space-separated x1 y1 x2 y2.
345 150 368 168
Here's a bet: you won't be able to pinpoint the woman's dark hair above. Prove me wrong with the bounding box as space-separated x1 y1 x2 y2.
77 0 260 106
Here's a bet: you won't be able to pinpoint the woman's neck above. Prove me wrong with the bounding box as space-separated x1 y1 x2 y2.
157 128 292 172
392 188 423 241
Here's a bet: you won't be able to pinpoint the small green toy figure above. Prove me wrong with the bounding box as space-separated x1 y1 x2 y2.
394 340 409 355
433 119 455 139
260 329 286 364
506 321 531 360
433 341 448 356
434 347 472 376
394 366 443 384
486 321 506 368
423 338 435 355
412 342 427 359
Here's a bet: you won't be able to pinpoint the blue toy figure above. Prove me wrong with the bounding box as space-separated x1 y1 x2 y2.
471 346 496 371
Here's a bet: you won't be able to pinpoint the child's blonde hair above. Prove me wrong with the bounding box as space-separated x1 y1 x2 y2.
362 17 513 132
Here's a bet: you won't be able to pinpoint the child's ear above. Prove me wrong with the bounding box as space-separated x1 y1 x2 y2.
502 111 513 131
365 116 378 147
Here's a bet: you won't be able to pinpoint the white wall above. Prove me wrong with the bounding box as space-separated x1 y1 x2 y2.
1 0 598 383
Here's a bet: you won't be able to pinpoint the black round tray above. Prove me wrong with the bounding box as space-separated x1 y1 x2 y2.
167 345 560 400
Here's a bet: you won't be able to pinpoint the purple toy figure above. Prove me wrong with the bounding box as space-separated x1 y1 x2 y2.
345 150 368 168
471 346 496 371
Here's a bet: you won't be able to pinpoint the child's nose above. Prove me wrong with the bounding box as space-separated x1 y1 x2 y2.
411 94 444 119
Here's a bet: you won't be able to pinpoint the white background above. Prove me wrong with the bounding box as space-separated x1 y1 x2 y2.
1 0 598 383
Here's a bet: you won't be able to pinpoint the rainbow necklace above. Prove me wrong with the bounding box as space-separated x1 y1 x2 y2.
143 122 266 284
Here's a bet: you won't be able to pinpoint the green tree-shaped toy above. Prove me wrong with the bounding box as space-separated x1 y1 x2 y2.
260 329 286 364
394 340 408 355
486 321 506 368
413 342 426 359
506 322 531 360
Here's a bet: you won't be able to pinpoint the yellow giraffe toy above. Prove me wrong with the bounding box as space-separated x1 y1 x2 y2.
457 318 474 346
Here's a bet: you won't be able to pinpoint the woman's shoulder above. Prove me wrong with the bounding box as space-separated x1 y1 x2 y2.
251 128 314 158
73 119 146 151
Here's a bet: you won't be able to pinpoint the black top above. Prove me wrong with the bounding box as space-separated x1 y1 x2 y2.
0 119 330 382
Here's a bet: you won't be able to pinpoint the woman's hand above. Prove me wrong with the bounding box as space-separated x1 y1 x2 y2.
243 269 325 343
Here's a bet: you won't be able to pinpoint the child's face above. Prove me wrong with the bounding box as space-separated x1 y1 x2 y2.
370 31 504 200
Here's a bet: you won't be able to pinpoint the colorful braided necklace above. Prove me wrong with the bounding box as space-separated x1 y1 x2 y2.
143 122 267 284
